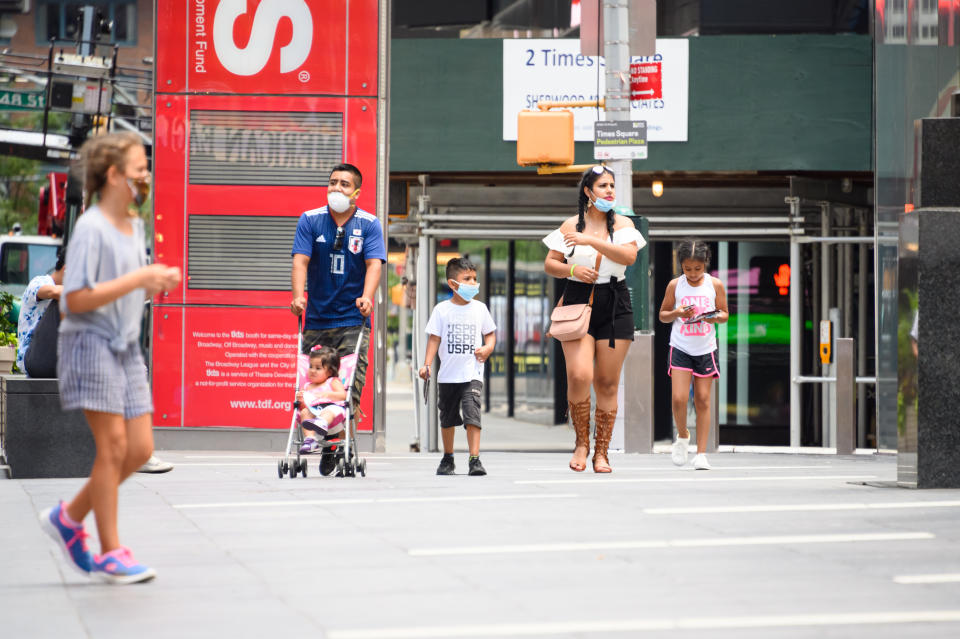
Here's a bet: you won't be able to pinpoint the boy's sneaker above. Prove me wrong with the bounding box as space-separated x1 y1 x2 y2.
299 437 320 454
671 436 690 466
39 502 92 574
436 454 455 475
91 547 156 585
468 456 487 476
692 453 712 470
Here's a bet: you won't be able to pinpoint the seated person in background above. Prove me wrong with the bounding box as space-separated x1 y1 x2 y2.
17 249 65 373
16 247 175 474
297 346 348 454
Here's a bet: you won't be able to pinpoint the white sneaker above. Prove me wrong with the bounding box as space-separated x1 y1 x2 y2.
692 453 711 470
136 455 174 474
671 436 690 466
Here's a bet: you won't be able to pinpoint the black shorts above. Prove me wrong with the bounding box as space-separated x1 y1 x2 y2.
438 380 483 429
668 347 720 378
560 279 634 345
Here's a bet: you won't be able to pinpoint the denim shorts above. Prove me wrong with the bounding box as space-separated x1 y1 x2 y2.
58 332 153 419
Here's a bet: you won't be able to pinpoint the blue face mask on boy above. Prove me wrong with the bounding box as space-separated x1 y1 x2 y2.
456 282 480 301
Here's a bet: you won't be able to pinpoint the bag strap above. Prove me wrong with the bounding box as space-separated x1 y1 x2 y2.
559 251 605 306
586 252 602 306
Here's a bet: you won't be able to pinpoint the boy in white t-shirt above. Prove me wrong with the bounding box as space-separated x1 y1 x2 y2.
419 257 496 476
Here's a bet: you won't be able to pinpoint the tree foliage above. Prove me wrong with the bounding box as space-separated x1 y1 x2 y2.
0 154 42 235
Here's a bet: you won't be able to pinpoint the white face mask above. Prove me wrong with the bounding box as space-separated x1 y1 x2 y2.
327 190 352 213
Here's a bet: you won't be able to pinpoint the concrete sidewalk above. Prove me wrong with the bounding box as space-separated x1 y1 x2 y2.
3 445 960 638
385 381 573 453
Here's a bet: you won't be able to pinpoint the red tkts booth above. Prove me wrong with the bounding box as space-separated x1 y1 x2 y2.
152 0 380 431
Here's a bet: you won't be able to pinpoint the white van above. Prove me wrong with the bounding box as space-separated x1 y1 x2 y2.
0 235 62 297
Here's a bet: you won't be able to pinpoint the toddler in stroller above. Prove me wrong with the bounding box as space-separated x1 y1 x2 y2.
280 325 367 479
297 346 348 454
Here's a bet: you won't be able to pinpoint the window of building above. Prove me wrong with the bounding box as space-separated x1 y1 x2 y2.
36 1 137 47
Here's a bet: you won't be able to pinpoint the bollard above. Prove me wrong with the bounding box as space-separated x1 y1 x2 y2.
623 331 655 453
707 378 719 453
835 337 856 455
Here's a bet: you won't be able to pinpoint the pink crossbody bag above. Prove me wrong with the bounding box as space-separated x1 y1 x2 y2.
548 253 603 342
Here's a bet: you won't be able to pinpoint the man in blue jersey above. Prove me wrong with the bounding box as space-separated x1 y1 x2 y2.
290 163 386 411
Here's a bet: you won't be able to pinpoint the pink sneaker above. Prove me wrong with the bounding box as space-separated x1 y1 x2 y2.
91 547 156 584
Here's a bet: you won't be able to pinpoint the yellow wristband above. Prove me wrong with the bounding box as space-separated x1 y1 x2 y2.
570 264 576 277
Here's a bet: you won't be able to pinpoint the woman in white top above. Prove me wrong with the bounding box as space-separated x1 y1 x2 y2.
543 166 646 473
658 239 728 470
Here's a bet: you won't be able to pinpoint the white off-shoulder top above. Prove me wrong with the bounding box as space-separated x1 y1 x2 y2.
542 226 647 283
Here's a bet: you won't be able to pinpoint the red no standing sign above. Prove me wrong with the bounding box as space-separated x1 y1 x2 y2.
630 61 662 101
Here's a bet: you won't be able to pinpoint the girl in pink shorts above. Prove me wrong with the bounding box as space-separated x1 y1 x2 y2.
659 239 728 471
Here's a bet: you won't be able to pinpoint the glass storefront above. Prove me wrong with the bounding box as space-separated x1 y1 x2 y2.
715 241 792 444
875 2 960 449
461 239 555 424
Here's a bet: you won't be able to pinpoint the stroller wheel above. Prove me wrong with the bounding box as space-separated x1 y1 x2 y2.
288 462 297 479
277 460 285 479
335 458 344 477
300 460 308 477
358 458 367 477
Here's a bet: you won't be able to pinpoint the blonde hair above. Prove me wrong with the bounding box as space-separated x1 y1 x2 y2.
78 132 144 209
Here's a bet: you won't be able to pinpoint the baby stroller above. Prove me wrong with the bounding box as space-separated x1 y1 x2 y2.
278 318 368 479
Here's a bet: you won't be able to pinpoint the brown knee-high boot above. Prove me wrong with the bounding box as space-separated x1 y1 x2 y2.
568 398 592 472
593 407 616 473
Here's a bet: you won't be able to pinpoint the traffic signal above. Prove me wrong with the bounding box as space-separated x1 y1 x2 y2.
517 109 574 166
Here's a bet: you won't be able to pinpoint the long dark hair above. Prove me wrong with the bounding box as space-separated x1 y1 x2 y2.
571 166 616 256
676 238 711 269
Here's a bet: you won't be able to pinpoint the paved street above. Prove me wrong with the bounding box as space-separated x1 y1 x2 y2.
4 426 960 639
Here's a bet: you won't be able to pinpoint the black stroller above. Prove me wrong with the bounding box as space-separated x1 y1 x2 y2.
278 319 367 479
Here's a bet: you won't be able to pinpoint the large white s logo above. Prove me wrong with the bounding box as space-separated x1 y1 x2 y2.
213 0 313 76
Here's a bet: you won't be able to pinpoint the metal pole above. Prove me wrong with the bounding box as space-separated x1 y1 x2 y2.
506 241 516 418
427 235 438 452
844 211 854 340
484 247 492 412
623 331 654 453
857 209 869 448
820 202 831 447
603 0 633 215
708 379 719 453
416 237 429 452
415 177 435 453
372 0 391 453
603 0 634 449
835 338 856 455
787 196 802 447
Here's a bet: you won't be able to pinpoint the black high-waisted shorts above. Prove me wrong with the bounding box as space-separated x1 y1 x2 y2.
560 278 634 347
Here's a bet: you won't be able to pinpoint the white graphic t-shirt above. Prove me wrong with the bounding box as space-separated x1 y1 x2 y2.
425 299 497 383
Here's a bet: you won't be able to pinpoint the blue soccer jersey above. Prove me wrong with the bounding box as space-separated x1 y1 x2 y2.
291 206 386 330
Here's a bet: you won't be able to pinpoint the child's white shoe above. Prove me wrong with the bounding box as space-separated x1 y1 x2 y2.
692 453 711 470
671 436 690 466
